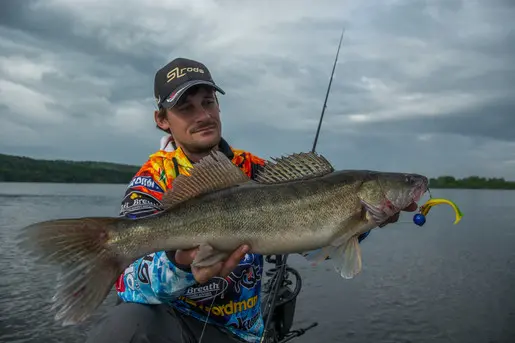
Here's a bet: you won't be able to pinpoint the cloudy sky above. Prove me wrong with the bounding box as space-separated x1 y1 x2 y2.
0 0 514 180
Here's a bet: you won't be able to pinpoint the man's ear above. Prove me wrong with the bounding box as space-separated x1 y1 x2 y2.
154 109 170 130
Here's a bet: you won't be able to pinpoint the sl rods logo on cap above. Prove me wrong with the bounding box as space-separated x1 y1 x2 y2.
166 66 205 83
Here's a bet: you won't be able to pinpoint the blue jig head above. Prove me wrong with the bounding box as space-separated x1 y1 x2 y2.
413 213 426 226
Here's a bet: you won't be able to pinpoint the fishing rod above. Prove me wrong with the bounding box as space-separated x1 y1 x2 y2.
261 25 346 343
312 26 345 153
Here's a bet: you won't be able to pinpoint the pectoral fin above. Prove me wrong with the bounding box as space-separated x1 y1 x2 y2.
361 199 389 226
302 236 363 279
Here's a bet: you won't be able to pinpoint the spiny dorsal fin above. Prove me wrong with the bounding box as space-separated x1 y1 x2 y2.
161 150 251 209
255 152 334 184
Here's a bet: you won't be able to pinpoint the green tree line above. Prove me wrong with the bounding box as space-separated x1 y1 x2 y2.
1 153 514 189
0 153 139 184
429 176 515 190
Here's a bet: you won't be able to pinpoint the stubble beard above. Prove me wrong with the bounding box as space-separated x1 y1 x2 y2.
183 135 221 155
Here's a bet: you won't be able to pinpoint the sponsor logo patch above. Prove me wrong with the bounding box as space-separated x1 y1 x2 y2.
227 254 262 293
178 294 259 317
183 277 229 301
120 191 162 216
128 176 164 193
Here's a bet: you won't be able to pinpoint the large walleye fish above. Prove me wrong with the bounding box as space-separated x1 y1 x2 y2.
17 151 428 325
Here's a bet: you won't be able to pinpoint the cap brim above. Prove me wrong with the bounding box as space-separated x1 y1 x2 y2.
161 80 225 109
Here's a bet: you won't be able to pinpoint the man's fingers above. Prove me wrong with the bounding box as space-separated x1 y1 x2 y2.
378 203 419 228
175 247 198 265
193 262 223 284
379 212 399 227
190 245 249 283
220 245 249 277
389 212 400 223
403 202 418 212
185 244 250 283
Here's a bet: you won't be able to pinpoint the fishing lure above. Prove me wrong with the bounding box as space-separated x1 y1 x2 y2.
413 197 463 226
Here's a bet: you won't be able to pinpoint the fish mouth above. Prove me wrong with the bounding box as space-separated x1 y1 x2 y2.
367 174 429 224
405 174 429 203
391 174 428 211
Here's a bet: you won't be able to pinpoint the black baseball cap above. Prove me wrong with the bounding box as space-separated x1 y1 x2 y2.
154 57 225 109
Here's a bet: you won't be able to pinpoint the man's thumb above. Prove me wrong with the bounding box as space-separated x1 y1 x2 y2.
175 247 198 265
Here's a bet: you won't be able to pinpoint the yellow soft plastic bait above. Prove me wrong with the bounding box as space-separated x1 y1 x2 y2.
413 198 463 226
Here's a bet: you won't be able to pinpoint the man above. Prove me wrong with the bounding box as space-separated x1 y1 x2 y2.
86 57 417 343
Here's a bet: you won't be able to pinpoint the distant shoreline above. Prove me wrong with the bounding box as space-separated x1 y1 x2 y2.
427 176 515 190
1 153 514 190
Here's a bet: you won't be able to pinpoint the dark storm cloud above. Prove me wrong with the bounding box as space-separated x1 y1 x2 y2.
0 0 513 179
395 101 515 142
340 99 515 144
320 0 515 150
0 0 189 104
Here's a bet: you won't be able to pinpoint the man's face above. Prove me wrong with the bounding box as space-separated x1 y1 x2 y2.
156 86 222 153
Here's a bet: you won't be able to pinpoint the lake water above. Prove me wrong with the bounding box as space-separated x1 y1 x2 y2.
0 183 514 343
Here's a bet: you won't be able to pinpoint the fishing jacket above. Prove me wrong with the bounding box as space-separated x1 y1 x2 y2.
115 137 267 343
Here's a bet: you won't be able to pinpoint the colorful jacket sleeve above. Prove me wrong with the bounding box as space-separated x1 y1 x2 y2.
115 168 197 304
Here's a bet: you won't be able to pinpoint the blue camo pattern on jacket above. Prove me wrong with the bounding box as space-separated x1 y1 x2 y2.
115 178 265 342
116 246 264 342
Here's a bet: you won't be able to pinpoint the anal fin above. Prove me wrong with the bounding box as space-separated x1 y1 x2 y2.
191 243 230 268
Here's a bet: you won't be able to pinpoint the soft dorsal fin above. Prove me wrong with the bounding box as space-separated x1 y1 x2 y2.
255 152 334 184
161 150 251 209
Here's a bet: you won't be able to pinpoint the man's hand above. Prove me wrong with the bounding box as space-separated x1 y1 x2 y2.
379 202 419 227
175 245 249 284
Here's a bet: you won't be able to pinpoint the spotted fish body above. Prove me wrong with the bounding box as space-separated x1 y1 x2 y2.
18 151 429 326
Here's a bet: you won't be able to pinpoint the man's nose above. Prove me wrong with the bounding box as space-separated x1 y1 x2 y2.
191 104 212 119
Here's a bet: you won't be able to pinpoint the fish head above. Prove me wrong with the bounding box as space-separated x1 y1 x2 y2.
357 172 429 225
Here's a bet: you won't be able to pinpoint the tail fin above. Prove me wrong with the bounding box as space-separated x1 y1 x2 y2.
17 217 125 325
